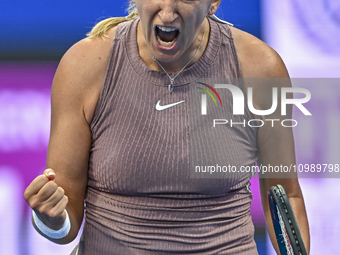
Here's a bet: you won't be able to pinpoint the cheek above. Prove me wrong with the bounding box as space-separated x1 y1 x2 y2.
136 3 155 32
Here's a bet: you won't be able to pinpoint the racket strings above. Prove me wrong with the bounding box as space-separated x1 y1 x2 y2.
276 205 295 255
274 186 305 255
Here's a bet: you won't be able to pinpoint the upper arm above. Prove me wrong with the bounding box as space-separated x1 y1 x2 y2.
46 30 115 229
232 26 311 254
232 27 301 194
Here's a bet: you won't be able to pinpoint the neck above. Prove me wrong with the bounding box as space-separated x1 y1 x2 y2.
138 18 210 74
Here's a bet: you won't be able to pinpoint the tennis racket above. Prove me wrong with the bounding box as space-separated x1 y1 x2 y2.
268 185 307 255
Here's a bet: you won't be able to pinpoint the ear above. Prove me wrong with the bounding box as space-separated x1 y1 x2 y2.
208 0 222 15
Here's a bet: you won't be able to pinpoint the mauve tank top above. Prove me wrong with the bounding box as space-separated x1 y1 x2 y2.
72 17 259 255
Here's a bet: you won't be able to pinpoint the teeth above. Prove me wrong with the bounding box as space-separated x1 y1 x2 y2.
157 25 178 32
157 36 177 46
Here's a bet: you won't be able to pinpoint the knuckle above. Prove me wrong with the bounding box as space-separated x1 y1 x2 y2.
46 181 58 190
57 186 65 195
54 189 64 200
39 205 49 215
24 189 31 201
35 192 49 204
47 211 55 218
49 208 59 218
46 208 56 218
29 198 40 209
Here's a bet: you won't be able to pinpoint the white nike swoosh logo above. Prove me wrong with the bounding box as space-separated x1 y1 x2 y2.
155 100 185 111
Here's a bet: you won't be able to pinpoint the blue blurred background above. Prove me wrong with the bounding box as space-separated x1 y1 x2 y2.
0 0 261 60
1 0 339 254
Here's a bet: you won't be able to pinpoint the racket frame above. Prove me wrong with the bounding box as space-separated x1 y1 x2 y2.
268 185 307 255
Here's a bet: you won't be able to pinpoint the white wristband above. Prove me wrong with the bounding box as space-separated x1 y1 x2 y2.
32 209 71 239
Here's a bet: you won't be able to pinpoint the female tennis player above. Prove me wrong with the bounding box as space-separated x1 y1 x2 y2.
24 0 310 254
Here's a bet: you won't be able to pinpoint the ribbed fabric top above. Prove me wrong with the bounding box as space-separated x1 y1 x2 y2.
74 17 259 255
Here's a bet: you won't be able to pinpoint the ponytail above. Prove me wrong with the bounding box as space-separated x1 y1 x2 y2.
87 3 138 38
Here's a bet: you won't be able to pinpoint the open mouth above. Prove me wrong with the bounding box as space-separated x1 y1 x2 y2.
155 25 179 47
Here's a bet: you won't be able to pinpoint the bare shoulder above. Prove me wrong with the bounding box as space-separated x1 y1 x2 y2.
230 26 289 79
52 26 117 124
230 27 292 114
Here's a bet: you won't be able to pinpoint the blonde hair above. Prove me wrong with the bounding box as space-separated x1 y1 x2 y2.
87 2 138 38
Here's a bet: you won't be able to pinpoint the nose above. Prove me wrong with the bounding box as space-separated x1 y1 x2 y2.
158 0 178 24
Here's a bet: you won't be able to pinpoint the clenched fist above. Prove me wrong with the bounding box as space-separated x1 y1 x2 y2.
24 168 69 230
